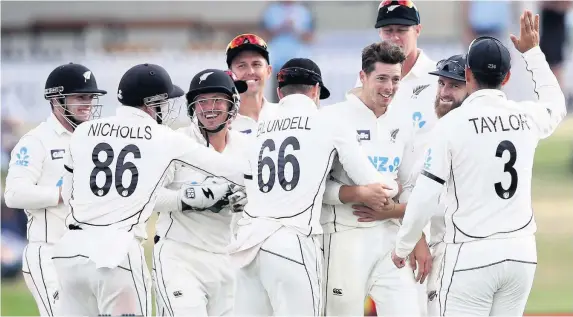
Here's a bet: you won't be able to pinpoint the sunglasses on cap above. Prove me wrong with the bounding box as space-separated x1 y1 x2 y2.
436 59 465 77
226 34 268 52
277 67 322 84
379 0 415 9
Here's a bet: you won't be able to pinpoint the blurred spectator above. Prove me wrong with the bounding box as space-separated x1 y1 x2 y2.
260 0 316 102
1 197 27 280
539 0 572 92
1 118 22 171
462 1 513 46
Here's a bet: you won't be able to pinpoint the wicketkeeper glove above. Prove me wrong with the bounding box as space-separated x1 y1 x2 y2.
228 184 247 213
179 182 232 213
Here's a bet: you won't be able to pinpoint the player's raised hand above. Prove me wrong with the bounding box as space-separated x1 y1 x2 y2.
510 10 540 53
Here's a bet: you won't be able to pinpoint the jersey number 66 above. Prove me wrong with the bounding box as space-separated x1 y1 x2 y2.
257 136 301 193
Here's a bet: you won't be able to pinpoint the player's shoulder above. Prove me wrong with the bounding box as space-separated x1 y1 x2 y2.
12 124 48 156
174 125 196 137
19 121 50 142
318 99 353 117
229 129 252 145
429 107 465 137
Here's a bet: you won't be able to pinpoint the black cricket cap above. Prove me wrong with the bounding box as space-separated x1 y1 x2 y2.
429 54 467 82
466 36 511 76
277 58 330 100
117 63 183 106
44 62 107 99
185 69 248 104
375 0 421 29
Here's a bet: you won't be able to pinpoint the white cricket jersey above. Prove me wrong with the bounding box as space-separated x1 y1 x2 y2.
320 92 416 233
230 98 279 135
4 114 71 243
241 94 399 237
61 106 246 240
155 125 251 253
395 46 567 258
407 155 447 246
355 49 438 191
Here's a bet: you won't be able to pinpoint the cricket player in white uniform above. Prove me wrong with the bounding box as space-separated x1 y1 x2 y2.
423 54 469 316
52 63 247 317
230 58 400 316
152 69 250 316
358 2 441 313
393 10 567 316
320 42 425 316
4 63 107 316
225 33 279 135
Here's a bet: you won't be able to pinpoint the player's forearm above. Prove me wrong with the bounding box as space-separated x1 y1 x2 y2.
323 178 344 205
338 185 365 204
4 179 60 210
395 177 442 258
388 202 406 219
154 187 181 213
523 46 566 117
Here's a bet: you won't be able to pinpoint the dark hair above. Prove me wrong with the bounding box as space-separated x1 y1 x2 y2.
361 42 406 74
472 71 505 89
279 84 314 97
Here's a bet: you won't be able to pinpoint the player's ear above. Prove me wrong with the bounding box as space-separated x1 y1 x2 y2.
413 24 422 37
313 83 320 102
360 70 366 85
464 67 471 85
276 87 283 100
501 70 511 87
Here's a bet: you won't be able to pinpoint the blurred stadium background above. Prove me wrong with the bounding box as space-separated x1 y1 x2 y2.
1 1 572 315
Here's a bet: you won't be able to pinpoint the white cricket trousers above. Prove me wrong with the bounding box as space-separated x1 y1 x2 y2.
52 234 152 316
322 222 420 316
152 237 234 316
233 227 322 316
22 243 60 316
426 242 446 317
439 235 537 316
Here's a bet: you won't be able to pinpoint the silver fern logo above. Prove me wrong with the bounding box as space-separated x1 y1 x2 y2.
390 128 399 143
411 84 430 99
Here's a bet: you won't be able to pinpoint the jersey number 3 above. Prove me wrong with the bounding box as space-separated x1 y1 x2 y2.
257 136 300 193
494 140 518 200
90 142 141 197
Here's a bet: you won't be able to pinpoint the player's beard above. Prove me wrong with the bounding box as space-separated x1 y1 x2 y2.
434 94 467 118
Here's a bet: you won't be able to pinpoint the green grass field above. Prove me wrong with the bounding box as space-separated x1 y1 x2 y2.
2 118 572 316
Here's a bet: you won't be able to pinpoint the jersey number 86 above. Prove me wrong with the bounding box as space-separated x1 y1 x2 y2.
90 142 141 198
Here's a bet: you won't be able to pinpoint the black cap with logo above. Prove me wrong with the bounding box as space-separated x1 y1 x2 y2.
117 63 183 107
44 62 107 99
375 0 421 29
466 36 511 77
277 58 330 100
429 54 467 82
185 69 248 105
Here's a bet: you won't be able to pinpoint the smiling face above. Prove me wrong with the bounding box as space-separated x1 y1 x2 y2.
434 76 467 118
360 62 402 109
193 92 233 130
229 50 272 96
52 94 100 129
